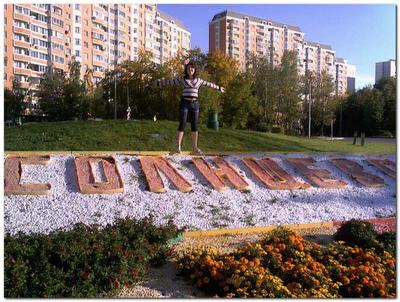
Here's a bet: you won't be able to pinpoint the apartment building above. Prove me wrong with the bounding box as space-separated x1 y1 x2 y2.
335 58 348 96
210 10 304 70
210 10 353 95
4 3 190 109
375 59 396 84
346 64 356 93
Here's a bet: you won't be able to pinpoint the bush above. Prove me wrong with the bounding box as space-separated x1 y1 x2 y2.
271 126 285 134
376 231 396 257
4 218 182 298
175 227 395 298
371 130 394 138
255 122 271 133
334 219 379 250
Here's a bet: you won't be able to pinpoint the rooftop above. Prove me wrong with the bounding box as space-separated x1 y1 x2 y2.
158 10 190 32
212 10 302 32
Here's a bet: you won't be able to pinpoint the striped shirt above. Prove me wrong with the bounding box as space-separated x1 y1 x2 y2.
157 77 220 99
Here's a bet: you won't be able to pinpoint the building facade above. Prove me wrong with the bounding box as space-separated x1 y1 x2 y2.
346 64 356 93
375 59 396 84
209 10 354 95
4 3 190 109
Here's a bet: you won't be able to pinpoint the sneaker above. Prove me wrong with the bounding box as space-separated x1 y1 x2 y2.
190 148 204 156
169 148 182 155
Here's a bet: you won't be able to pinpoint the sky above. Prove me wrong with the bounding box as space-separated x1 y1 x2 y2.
158 4 396 89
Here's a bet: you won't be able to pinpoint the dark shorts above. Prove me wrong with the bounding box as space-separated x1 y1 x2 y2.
178 98 199 132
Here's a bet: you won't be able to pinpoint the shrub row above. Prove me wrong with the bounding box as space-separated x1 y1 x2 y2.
175 227 395 298
5 218 182 298
334 219 396 256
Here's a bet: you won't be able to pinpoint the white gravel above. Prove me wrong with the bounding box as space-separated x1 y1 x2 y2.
4 153 396 236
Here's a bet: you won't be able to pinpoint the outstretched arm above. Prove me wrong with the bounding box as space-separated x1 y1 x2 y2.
156 78 182 88
200 79 225 93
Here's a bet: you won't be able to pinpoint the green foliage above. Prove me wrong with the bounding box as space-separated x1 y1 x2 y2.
4 218 182 298
376 231 395 257
4 80 26 122
221 73 258 129
334 219 378 250
271 126 285 134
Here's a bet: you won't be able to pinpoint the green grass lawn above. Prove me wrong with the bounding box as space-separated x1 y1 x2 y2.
4 119 395 153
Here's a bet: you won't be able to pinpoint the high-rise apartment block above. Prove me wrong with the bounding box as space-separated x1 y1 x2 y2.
4 3 190 96
209 10 355 95
375 59 396 84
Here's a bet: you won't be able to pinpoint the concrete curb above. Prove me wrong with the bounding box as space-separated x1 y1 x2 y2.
4 151 395 157
184 221 334 238
183 217 396 238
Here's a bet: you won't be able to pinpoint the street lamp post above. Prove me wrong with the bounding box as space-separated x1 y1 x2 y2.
114 71 117 120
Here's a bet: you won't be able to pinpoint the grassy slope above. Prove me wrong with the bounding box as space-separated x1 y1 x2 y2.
4 120 395 153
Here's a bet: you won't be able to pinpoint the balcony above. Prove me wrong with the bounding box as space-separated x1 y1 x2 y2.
13 53 31 62
91 16 107 27
18 82 30 89
13 26 31 36
93 70 104 78
13 67 31 76
92 36 106 44
92 47 105 55
13 39 31 49
14 12 31 23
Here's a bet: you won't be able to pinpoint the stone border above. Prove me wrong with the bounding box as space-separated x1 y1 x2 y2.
184 217 396 238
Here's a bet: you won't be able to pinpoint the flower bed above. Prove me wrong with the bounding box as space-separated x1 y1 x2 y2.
175 227 395 298
4 218 182 298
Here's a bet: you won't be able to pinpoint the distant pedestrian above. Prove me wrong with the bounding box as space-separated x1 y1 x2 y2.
155 62 225 155
126 106 131 120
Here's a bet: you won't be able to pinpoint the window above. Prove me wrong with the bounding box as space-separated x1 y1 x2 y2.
15 74 29 82
84 42 88 48
84 20 88 26
52 17 64 27
51 30 63 39
75 38 81 45
32 38 49 48
15 5 30 15
84 53 88 60
14 20 29 29
14 61 28 69
14 34 29 42
29 64 48 72
52 6 62 15
75 50 81 57
75 15 81 23
31 50 49 60
75 27 80 34
51 55 64 63
84 30 89 37
14 47 29 55
75 4 80 10
51 42 64 51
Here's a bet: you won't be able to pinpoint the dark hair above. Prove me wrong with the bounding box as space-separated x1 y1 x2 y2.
184 62 197 79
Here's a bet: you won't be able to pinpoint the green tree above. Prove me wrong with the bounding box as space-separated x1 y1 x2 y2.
375 77 396 132
221 73 258 129
313 70 335 136
4 80 26 123
63 59 86 120
37 65 66 121
277 51 303 133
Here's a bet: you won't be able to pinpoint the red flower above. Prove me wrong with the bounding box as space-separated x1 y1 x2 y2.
81 271 89 279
